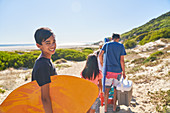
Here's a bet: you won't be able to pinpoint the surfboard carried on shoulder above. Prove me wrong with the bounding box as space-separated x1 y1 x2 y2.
0 75 99 113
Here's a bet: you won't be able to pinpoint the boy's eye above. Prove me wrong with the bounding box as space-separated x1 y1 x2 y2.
44 40 56 46
46 42 51 45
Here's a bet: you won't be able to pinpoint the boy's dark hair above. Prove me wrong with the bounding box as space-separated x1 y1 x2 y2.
82 54 99 80
34 27 54 45
112 33 120 40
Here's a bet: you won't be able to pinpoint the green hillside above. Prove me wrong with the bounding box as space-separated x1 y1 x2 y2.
121 11 170 48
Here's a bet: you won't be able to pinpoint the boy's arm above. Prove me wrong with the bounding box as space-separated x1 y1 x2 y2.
99 50 104 67
41 83 53 113
120 55 126 79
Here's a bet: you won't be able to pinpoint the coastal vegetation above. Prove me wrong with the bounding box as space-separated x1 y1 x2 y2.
52 48 93 61
139 28 170 45
0 51 37 71
121 11 170 48
143 51 164 63
0 88 5 94
148 90 170 113
124 39 137 49
0 48 93 71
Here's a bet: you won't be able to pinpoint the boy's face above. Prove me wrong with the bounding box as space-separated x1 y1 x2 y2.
37 35 56 57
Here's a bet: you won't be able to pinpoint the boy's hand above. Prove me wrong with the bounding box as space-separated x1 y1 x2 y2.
123 73 126 79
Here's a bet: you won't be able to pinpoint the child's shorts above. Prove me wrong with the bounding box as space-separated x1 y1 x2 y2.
91 98 100 110
105 73 121 89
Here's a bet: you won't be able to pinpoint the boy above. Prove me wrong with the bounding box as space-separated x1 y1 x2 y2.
32 27 57 113
99 33 126 112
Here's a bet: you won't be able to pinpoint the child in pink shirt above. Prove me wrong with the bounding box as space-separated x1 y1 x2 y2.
81 54 103 113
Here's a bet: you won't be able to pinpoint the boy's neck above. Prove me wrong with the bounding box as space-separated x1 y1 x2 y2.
40 53 51 59
113 39 119 42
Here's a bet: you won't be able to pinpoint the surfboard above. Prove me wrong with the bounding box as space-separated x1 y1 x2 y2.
0 75 99 113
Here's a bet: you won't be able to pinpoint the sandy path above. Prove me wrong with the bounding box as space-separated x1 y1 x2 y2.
57 61 86 77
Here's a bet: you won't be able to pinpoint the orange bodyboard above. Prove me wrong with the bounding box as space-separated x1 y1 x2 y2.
0 75 99 113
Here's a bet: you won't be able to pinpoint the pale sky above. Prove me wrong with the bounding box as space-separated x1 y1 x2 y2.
0 0 169 44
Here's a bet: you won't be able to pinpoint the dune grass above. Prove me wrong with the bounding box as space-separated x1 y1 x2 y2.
55 64 71 70
148 90 170 113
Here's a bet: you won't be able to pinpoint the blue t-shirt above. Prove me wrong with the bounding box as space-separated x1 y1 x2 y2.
102 42 126 73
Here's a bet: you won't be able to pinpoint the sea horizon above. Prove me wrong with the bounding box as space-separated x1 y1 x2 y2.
0 41 95 47
0 44 35 47
0 42 98 51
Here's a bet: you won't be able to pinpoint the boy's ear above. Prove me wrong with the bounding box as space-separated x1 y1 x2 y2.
36 43 41 48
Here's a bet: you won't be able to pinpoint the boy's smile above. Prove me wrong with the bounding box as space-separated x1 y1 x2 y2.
37 35 56 59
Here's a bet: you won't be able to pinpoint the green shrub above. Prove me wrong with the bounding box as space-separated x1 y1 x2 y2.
150 51 164 57
121 11 170 42
0 48 92 71
143 56 157 63
0 89 5 94
139 28 170 45
83 48 93 51
143 51 164 63
21 54 38 68
82 48 93 56
52 49 87 61
135 33 148 41
27 50 41 56
124 39 137 49
0 51 11 70
0 51 38 70
149 28 170 42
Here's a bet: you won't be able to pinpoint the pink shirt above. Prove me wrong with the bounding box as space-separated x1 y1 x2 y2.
81 71 103 85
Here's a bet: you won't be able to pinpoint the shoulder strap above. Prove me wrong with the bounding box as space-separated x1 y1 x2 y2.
102 43 109 92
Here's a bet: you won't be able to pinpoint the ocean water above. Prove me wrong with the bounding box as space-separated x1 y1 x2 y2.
0 42 92 47
0 44 35 47
0 42 98 51
0 44 38 51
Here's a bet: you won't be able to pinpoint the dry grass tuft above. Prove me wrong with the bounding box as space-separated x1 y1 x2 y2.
148 90 170 113
55 64 71 70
